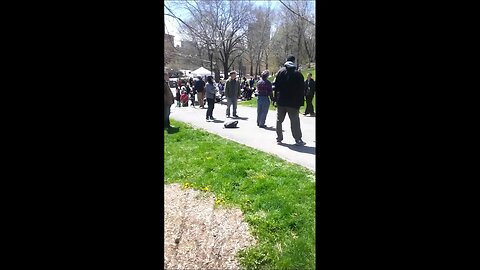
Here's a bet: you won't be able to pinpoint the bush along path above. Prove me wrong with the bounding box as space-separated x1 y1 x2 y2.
165 120 316 270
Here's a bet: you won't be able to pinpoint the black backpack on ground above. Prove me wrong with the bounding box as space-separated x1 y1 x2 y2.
224 121 238 128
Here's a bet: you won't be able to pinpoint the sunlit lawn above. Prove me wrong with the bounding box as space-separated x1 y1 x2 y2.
164 120 316 269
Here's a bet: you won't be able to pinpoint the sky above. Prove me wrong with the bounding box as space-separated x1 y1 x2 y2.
164 0 311 47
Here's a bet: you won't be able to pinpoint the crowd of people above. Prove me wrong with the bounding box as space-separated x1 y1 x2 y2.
163 54 316 146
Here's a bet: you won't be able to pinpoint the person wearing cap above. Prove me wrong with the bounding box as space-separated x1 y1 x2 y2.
304 73 316 116
272 55 306 146
224 70 241 118
164 71 175 130
256 70 274 128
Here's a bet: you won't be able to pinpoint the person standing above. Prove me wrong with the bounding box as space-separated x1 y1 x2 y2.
175 86 181 107
218 81 225 99
194 76 206 108
256 70 274 128
177 78 182 89
224 70 241 118
273 55 306 145
189 86 197 108
205 76 218 121
304 73 316 116
164 71 175 130
249 77 254 88
180 88 189 107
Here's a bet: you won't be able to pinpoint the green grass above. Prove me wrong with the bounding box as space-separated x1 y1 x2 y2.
164 120 316 270
239 68 316 114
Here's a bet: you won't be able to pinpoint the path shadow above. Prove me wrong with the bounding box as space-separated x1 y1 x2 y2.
211 119 225 123
279 143 316 155
260 126 280 131
166 127 180 134
232 116 248 120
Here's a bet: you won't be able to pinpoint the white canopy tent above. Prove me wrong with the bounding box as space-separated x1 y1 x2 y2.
190 67 211 77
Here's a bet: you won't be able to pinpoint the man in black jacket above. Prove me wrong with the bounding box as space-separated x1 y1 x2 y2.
273 55 306 146
304 72 316 116
194 76 206 108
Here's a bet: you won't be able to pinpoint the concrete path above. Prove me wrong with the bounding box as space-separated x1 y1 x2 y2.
169 96 316 172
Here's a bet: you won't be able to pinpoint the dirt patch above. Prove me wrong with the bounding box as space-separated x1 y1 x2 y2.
164 183 256 269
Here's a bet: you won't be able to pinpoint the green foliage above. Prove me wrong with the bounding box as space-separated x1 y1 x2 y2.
164 120 316 270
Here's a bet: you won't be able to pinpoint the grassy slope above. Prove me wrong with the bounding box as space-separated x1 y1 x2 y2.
164 120 316 270
239 68 316 114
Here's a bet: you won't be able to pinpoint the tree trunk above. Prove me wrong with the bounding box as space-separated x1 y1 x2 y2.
223 54 230 79
304 37 312 66
265 50 269 70
210 53 213 76
297 31 302 68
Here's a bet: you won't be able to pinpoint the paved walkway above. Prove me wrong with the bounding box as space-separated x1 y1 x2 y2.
169 95 316 172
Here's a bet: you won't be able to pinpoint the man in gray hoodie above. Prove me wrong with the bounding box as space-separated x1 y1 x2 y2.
224 70 241 118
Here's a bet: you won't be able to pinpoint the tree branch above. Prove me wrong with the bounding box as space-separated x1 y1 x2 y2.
278 0 315 26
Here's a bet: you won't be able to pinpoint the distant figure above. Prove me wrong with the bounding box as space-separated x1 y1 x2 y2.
218 81 225 99
224 70 241 118
256 70 274 128
273 55 306 146
241 85 248 100
164 71 175 130
189 84 197 108
304 73 316 116
205 76 218 121
194 76 206 108
241 77 247 90
180 88 189 107
249 77 254 88
244 85 253 100
175 86 181 107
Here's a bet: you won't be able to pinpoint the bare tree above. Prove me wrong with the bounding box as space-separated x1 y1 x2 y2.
278 0 315 26
164 0 254 77
165 0 314 75
268 1 314 69
246 4 272 76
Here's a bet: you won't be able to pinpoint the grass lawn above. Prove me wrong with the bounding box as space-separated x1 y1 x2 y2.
164 120 316 270
239 67 316 114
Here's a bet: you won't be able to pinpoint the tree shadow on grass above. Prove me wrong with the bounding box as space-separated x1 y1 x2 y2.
279 143 316 155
